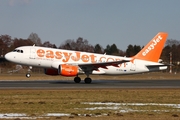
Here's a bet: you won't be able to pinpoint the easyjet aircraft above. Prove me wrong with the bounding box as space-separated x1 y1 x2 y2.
5 32 168 83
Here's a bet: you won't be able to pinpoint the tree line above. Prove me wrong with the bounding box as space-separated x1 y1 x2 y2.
0 33 180 70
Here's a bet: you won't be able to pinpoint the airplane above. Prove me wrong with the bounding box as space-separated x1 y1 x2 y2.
5 32 168 84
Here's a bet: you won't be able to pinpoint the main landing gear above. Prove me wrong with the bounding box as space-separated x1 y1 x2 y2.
25 66 92 84
74 69 92 84
74 75 92 84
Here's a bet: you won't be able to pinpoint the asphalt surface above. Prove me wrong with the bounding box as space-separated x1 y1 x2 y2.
0 79 180 89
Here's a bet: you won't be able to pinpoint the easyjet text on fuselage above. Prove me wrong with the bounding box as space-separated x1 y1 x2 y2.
36 49 121 63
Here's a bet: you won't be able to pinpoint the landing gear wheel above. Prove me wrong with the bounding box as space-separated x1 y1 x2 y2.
26 66 32 78
84 77 92 84
74 76 81 83
26 73 31 78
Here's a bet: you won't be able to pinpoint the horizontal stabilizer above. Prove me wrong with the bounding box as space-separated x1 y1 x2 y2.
146 64 173 68
146 64 172 71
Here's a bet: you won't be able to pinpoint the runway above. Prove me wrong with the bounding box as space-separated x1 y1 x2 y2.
0 79 180 89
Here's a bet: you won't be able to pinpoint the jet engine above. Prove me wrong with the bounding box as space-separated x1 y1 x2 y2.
44 64 78 76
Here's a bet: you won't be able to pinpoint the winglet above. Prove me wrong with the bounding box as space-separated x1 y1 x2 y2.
134 32 168 62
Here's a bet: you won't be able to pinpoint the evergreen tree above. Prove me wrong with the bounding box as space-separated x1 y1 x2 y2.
94 44 103 54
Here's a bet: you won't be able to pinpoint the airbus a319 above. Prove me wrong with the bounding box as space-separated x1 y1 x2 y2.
5 32 168 84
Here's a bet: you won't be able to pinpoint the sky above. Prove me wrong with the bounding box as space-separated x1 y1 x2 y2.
0 0 180 50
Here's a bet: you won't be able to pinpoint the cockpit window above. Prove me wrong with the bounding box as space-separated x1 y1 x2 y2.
13 49 23 53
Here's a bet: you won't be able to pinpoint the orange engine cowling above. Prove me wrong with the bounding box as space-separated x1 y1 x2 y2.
44 64 78 76
59 64 78 76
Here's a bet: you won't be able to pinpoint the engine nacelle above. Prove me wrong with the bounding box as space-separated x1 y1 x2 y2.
44 64 78 76
59 64 78 76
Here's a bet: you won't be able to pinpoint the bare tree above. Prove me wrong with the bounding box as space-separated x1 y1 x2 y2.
42 41 57 48
28 33 42 46
59 37 94 52
166 39 180 47
0 35 13 56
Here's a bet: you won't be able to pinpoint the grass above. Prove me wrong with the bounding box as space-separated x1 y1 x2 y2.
0 89 179 119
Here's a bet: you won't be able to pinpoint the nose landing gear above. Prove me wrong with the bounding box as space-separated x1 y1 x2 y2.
26 73 31 78
26 66 32 78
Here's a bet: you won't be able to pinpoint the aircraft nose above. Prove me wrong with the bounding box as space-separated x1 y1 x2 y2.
5 53 12 61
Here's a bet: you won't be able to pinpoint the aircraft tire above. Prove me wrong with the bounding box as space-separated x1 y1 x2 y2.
26 73 31 78
74 76 81 83
84 77 92 84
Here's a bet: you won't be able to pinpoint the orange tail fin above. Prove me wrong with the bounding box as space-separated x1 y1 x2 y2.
134 32 168 62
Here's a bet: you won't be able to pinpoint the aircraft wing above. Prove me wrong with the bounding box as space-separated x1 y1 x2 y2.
78 60 130 72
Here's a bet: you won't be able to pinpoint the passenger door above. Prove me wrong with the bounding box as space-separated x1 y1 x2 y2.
30 48 36 59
